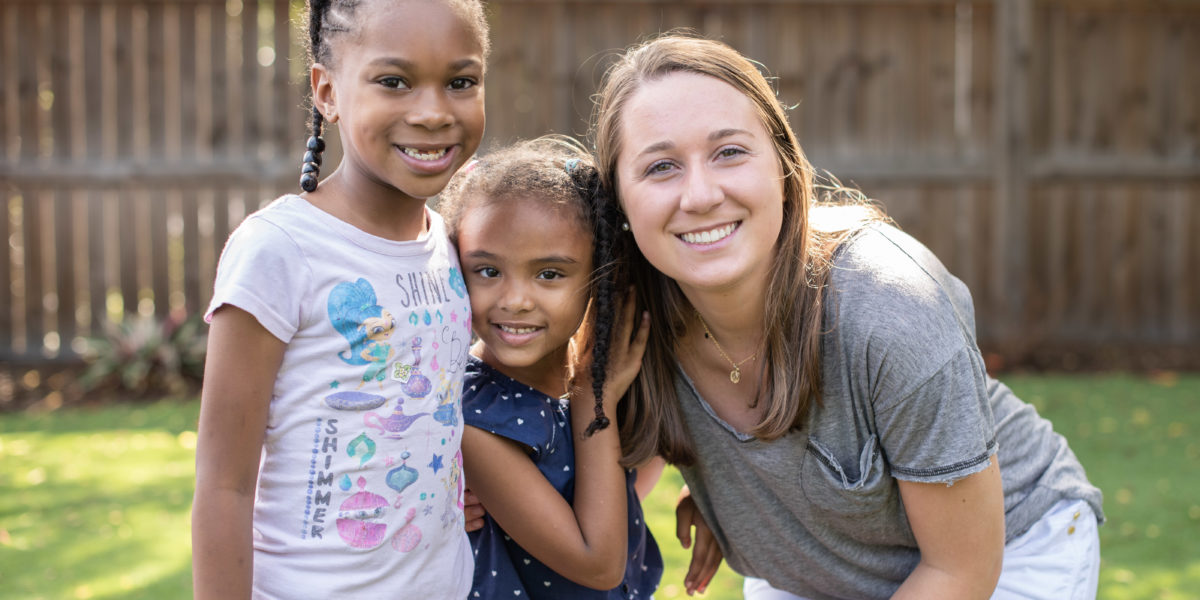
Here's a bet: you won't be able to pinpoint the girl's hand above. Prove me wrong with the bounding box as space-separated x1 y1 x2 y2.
676 486 723 596
604 294 650 410
572 289 650 413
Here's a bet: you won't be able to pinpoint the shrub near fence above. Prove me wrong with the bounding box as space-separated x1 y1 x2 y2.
2 0 1198 369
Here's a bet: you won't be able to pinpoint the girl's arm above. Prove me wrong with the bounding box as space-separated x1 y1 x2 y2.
192 306 285 600
462 307 649 590
892 460 1005 599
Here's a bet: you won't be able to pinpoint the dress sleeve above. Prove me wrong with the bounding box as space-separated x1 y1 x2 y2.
462 375 558 460
205 216 312 343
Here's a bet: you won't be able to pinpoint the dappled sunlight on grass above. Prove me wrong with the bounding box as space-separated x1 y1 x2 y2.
0 401 198 600
1098 560 1200 600
1006 373 1200 600
0 375 1197 599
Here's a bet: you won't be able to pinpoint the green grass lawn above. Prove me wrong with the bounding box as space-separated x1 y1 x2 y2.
1 373 1197 599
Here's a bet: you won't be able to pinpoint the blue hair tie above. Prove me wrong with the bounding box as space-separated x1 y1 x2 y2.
564 158 580 173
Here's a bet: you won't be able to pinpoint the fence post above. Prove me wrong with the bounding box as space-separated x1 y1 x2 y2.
992 0 1033 354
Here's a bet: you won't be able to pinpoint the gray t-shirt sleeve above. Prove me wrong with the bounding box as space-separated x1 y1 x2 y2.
825 225 997 484
874 346 997 482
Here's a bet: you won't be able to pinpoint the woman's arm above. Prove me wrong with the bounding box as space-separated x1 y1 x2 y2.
892 460 1005 599
675 484 724 596
191 306 285 600
634 455 666 501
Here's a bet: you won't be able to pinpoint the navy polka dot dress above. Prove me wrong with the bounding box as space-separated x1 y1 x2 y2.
463 357 663 599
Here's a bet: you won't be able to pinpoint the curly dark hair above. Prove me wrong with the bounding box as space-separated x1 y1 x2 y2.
440 136 631 437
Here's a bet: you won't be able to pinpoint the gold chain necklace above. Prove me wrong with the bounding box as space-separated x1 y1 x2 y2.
694 310 756 384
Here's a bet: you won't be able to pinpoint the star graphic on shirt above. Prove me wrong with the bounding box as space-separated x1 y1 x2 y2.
329 380 340 389
423 504 434 516
428 453 444 474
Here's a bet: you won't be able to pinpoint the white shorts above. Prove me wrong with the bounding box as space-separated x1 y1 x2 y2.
743 498 1100 600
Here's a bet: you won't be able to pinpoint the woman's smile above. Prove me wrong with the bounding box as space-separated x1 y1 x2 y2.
678 222 740 245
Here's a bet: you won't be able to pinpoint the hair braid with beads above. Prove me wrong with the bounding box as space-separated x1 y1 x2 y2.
299 0 344 192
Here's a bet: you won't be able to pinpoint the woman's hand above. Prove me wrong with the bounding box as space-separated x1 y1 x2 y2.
676 485 723 596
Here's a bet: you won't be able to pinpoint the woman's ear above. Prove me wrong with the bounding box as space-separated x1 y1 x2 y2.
311 63 339 123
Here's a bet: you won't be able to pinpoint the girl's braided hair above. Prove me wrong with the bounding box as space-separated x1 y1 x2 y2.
441 136 631 437
300 0 490 192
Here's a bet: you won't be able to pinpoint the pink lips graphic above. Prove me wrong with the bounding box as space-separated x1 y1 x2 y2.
336 483 389 549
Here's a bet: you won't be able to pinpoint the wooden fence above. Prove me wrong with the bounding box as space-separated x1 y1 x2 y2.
2 0 1198 368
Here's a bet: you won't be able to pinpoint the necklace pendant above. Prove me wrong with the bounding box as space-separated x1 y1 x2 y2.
730 367 741 384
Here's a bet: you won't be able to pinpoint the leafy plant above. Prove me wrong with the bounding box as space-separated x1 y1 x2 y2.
78 312 207 396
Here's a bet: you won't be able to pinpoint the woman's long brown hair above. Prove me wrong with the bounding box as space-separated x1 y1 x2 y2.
591 33 882 467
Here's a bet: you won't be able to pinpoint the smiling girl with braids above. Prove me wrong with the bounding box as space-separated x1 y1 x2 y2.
192 1 489 597
438 136 663 599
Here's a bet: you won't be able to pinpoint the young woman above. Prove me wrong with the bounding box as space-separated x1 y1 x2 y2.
591 33 1104 600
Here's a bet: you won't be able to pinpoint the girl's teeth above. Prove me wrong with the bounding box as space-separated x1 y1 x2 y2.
681 223 736 244
403 147 447 161
499 325 537 334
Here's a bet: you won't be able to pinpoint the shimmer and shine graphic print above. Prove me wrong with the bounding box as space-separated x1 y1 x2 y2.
301 266 471 553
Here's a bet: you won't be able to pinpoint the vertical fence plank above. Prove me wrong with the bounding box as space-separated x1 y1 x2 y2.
194 4 212 161
115 2 134 162
991 0 1032 349
0 0 12 347
147 1 166 162
1162 187 1184 342
23 191 45 355
182 188 202 314
273 0 293 159
150 185 170 318
113 2 139 316
1182 186 1197 344
210 0 228 158
16 3 42 355
0 188 11 355
179 1 197 161
146 3 170 319
119 190 140 316
47 3 75 350
15 2 38 162
131 5 150 162
0 2 11 163
242 0 260 157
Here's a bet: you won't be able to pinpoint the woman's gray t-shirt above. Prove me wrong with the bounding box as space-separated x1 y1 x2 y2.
675 224 1103 600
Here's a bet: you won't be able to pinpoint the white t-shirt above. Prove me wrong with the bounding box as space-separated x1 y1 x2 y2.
206 195 474 599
